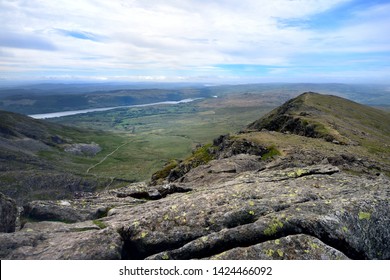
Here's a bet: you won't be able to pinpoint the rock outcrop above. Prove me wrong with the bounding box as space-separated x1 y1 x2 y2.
0 159 388 260
0 222 122 259
0 192 17 233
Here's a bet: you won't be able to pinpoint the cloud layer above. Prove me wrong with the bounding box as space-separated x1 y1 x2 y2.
0 0 389 82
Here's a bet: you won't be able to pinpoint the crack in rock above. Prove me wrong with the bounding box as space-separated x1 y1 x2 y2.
117 184 192 200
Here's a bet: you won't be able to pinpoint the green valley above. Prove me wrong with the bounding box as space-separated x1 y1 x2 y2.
48 95 278 183
0 91 283 204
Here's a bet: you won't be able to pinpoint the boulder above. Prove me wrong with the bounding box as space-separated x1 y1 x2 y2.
22 200 104 223
130 165 389 260
0 192 17 233
207 234 349 260
0 224 122 260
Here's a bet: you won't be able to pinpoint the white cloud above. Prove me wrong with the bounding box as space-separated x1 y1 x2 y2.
307 3 390 54
0 0 388 82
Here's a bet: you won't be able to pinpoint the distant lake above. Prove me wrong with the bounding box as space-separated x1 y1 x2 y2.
29 98 202 119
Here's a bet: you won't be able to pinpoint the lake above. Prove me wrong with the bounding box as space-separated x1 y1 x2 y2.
29 98 201 119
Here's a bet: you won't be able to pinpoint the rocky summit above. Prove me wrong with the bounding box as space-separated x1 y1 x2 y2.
0 92 389 260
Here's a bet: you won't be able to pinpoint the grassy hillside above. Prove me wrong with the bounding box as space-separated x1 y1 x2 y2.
248 92 390 150
152 92 390 185
244 92 390 175
0 110 134 204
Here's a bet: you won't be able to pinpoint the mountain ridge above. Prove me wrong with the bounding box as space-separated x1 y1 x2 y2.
156 92 390 184
248 92 390 144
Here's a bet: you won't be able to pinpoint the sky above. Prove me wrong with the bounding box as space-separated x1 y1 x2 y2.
0 0 389 83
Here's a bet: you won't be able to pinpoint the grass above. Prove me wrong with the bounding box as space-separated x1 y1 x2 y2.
87 134 193 181
262 145 281 160
236 128 390 175
93 220 107 229
264 218 284 236
358 212 371 221
187 144 216 165
152 160 179 182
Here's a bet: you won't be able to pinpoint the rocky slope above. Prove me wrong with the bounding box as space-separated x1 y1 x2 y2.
0 92 389 260
248 92 390 145
0 110 116 204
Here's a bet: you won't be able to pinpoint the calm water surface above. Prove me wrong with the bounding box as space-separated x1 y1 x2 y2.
29 98 201 119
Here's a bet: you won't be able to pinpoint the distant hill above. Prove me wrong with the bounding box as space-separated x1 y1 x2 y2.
0 87 210 114
248 92 390 145
241 92 390 178
1 83 389 115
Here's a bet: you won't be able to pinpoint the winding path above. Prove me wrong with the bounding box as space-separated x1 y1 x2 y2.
86 141 130 174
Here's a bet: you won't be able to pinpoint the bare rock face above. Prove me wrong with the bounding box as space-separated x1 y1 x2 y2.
0 192 17 233
142 166 389 260
22 200 102 223
0 161 389 260
64 143 102 156
207 234 350 260
0 222 122 260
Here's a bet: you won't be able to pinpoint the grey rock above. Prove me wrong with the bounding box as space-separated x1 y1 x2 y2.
1 226 122 260
20 182 150 224
1 163 389 260
177 154 265 186
0 230 44 259
64 143 102 156
136 166 389 260
0 192 17 233
115 182 191 200
22 200 103 223
165 137 268 183
207 234 349 260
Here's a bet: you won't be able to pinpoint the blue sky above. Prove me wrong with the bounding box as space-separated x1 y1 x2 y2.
0 0 389 83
